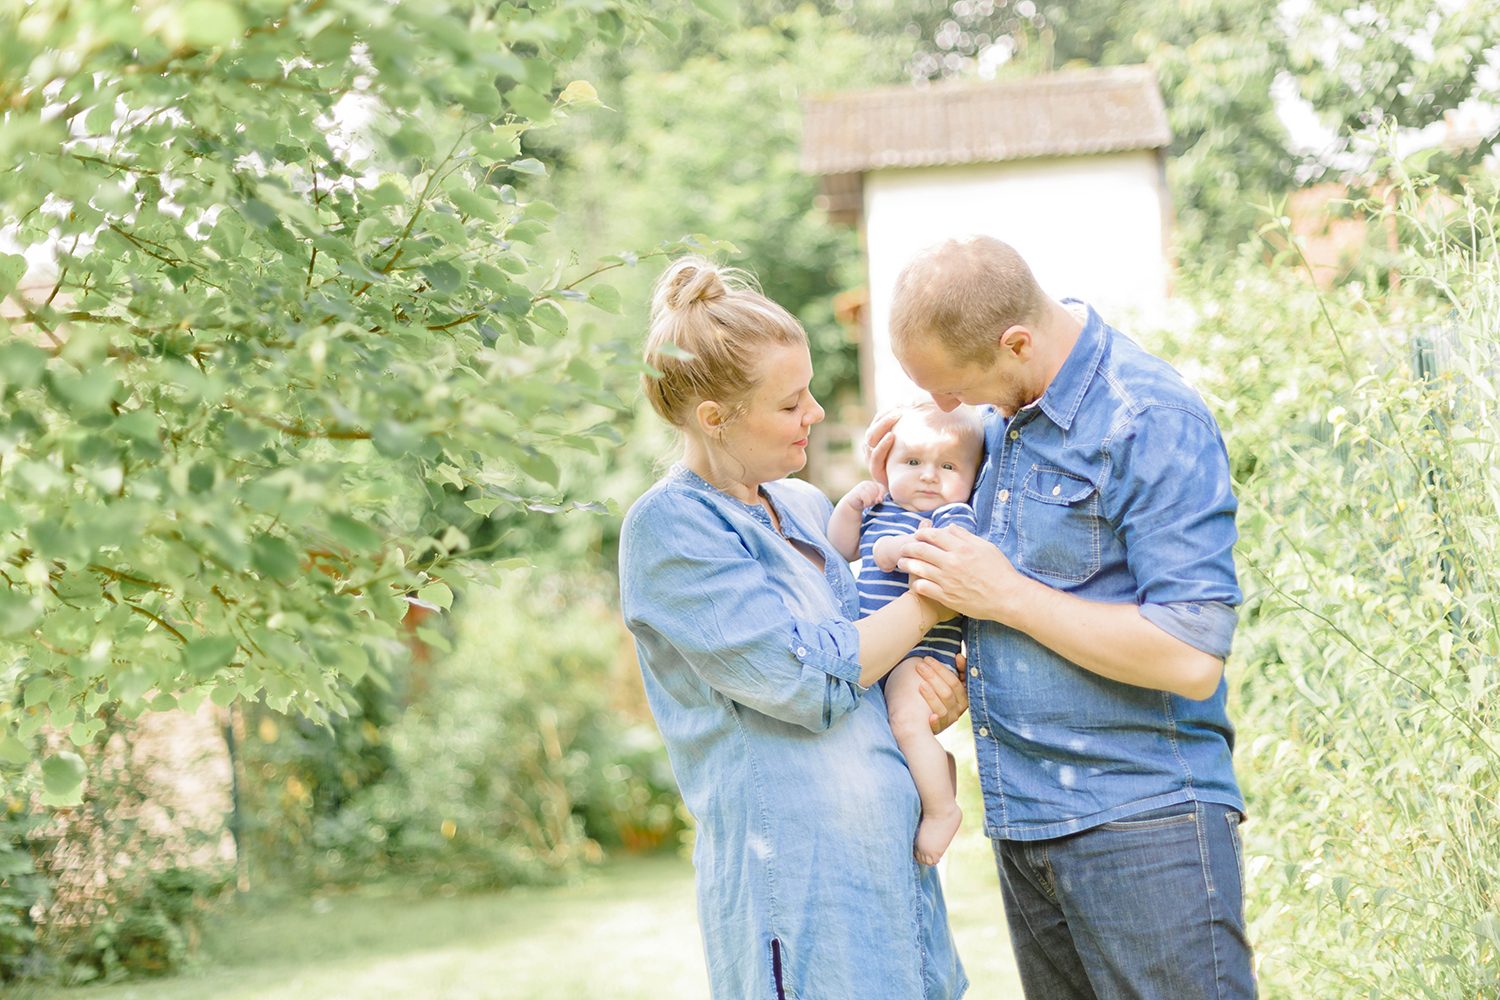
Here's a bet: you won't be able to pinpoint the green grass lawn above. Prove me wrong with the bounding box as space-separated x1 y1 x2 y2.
21 833 1023 1000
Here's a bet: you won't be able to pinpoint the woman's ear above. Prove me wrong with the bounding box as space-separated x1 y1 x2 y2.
693 399 726 438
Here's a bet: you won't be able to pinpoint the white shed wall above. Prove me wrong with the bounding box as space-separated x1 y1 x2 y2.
863 153 1170 409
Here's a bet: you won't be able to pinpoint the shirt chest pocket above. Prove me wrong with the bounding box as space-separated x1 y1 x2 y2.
1016 466 1102 584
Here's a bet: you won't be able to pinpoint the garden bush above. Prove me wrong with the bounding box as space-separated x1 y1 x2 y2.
1149 164 1499 998
4 713 230 986
241 570 683 892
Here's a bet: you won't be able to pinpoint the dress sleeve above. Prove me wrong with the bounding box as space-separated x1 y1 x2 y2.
1102 405 1242 658
620 491 866 732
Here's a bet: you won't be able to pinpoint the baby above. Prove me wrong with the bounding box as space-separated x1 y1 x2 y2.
828 401 983 866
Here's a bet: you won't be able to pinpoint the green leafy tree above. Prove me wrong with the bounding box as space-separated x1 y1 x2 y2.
541 6 909 407
871 0 1499 252
0 0 665 802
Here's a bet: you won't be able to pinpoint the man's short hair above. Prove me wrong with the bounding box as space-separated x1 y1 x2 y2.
889 235 1046 365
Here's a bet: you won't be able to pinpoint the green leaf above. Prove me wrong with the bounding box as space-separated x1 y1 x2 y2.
588 283 621 313
328 514 382 551
173 0 246 48
416 581 453 611
0 254 26 298
0 340 49 391
450 189 499 222
504 86 552 121
22 680 53 710
557 80 600 106
529 300 567 335
41 751 86 807
48 368 118 412
464 496 503 517
415 625 452 653
182 636 239 679
0 590 40 638
509 157 546 176
372 419 422 458
251 535 300 582
516 450 559 486
0 734 29 765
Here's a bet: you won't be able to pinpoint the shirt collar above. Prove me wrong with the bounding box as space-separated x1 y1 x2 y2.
670 464 775 521
1034 299 1108 432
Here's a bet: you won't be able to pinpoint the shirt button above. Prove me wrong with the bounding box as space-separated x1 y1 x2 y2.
969 666 979 678
998 489 1010 503
1009 429 1020 441
1051 485 1062 496
795 646 807 657
978 726 989 738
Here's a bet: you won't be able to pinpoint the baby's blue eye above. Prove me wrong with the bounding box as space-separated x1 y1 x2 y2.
942 463 955 471
906 458 920 465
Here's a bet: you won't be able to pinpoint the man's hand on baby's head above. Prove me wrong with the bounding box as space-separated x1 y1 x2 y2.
862 408 906 487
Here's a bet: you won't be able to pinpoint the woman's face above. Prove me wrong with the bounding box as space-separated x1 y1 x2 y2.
716 342 825 485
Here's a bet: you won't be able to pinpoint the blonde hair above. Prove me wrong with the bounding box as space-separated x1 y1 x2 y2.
892 401 986 465
642 256 806 428
889 235 1046 364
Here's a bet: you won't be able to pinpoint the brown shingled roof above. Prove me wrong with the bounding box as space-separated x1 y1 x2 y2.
801 65 1171 175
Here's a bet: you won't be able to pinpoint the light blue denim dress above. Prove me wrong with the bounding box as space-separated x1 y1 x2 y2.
619 465 967 1000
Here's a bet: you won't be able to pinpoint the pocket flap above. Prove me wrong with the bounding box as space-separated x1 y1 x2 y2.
1023 467 1095 505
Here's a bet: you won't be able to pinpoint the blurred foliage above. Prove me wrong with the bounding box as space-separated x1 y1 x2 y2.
240 572 682 891
54 865 228 983
1147 159 1499 997
1 0 1496 992
236 674 401 886
0 805 47 982
6 711 230 985
537 5 905 408
860 0 1499 253
0 0 673 798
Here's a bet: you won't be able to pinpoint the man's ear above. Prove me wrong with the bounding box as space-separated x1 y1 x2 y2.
998 324 1032 360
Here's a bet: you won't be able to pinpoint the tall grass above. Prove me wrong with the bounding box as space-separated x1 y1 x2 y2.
1153 167 1499 998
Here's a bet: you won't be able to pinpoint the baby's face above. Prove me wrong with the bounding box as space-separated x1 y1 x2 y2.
883 418 980 513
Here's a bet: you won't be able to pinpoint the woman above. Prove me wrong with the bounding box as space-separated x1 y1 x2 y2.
618 257 969 999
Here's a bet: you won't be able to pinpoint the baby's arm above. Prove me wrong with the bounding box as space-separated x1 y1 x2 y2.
828 479 886 562
871 534 906 571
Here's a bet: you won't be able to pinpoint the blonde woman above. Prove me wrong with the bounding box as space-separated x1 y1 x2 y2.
619 257 968 999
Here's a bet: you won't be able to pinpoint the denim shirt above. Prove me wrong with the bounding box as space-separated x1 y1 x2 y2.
619 466 967 999
968 303 1245 841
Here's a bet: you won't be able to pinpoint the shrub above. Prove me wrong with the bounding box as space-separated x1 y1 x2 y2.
242 570 683 892
1148 165 1499 997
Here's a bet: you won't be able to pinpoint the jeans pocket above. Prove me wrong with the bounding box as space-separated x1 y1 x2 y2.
1099 805 1197 832
1016 465 1102 583
1225 810 1245 881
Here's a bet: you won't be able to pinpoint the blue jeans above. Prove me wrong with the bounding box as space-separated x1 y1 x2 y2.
992 802 1256 999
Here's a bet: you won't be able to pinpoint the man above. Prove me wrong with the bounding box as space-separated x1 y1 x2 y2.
868 236 1254 999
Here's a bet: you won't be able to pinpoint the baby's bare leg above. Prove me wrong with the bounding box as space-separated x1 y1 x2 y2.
886 658 962 866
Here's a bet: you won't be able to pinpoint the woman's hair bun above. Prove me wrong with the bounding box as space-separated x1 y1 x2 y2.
656 257 727 312
642 254 804 427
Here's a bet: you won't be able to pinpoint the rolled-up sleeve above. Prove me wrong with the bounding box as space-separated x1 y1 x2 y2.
620 491 865 731
1104 404 1242 659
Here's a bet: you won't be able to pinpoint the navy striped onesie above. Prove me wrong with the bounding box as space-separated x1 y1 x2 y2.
856 499 979 671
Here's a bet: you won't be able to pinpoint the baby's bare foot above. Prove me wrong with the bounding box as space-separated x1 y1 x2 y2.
914 803 962 867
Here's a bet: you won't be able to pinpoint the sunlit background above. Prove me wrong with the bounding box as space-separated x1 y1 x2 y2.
1 1 1497 997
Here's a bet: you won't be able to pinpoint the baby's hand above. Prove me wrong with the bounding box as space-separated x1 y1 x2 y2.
839 479 886 513
872 535 903 572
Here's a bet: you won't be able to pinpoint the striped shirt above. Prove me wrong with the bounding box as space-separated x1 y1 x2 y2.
856 500 979 671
